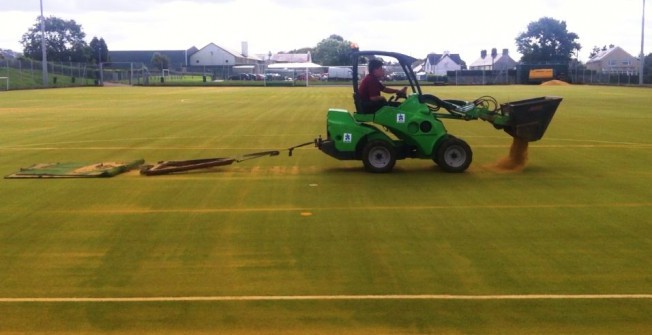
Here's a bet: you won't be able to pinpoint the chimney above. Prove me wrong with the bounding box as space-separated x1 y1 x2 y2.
481 50 487 59
491 48 498 58
241 41 248 57
503 48 509 56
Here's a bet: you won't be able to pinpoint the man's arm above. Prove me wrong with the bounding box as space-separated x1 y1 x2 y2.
382 86 407 98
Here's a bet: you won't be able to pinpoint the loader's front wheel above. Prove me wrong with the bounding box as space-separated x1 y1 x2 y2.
436 136 472 173
362 140 396 173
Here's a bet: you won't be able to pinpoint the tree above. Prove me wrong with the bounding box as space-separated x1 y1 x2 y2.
20 16 90 62
89 37 109 64
589 46 602 59
151 52 170 71
515 17 581 63
311 34 355 66
589 44 615 58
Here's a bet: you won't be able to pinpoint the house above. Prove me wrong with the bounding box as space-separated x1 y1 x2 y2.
469 48 517 71
586 46 640 73
424 52 466 76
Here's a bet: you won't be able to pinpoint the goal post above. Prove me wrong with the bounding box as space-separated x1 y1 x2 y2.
264 63 328 87
99 62 147 85
161 69 170 82
263 68 323 87
0 77 8 91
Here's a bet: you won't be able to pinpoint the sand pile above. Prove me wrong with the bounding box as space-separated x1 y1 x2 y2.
541 80 570 86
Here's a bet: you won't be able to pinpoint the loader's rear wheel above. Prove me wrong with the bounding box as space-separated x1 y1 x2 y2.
436 136 472 173
362 140 396 173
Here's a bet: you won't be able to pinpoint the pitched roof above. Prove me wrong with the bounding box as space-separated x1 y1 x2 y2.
426 53 465 66
427 54 443 64
412 59 425 72
587 46 636 63
589 46 616 61
469 54 515 67
271 53 311 63
469 55 491 67
196 43 262 61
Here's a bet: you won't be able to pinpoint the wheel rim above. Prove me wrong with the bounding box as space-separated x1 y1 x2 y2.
443 145 467 167
368 146 391 168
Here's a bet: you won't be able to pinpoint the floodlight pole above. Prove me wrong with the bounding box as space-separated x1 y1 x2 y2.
640 0 646 85
40 0 48 86
99 62 104 85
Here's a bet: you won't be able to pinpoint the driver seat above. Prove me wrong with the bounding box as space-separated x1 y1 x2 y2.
354 93 386 114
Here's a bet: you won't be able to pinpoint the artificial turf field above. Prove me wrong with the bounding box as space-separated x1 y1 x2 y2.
0 84 651 334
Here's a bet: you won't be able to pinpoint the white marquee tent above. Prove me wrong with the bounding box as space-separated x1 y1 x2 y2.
266 62 325 86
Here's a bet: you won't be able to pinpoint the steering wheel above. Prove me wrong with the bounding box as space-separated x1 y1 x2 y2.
388 87 408 103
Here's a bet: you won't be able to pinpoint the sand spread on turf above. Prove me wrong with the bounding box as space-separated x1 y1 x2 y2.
72 162 123 174
489 137 529 172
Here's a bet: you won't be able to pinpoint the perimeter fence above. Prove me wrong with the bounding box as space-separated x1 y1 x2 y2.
0 59 101 90
1 59 648 91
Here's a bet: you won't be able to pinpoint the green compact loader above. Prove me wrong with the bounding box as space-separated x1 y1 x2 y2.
316 50 562 173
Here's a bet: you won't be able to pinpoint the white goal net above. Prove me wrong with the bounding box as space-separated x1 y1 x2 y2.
99 62 148 85
0 76 8 91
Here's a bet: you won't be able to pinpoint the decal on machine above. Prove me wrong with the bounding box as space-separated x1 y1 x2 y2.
396 113 406 123
343 133 352 143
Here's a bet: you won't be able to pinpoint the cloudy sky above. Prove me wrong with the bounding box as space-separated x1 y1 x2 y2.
0 0 649 62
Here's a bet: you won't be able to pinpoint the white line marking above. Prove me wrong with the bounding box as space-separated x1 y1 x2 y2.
2 294 652 303
35 202 650 215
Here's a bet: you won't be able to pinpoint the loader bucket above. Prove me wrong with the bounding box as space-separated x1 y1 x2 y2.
501 96 562 142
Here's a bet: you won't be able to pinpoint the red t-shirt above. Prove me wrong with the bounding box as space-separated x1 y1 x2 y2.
358 74 385 101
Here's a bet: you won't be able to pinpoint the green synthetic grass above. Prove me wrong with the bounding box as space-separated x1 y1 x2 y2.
0 85 651 334
0 66 95 89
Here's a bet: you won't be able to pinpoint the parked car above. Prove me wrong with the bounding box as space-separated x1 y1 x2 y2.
265 73 282 81
229 73 249 80
388 72 407 81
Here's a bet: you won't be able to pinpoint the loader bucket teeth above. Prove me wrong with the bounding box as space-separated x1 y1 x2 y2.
501 96 562 142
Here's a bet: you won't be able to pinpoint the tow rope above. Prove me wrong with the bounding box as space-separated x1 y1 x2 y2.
140 141 314 176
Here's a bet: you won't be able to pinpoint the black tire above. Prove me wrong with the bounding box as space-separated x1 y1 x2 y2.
362 140 397 173
435 136 472 173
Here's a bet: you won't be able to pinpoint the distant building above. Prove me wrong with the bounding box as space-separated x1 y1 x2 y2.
107 42 263 72
109 48 197 70
424 52 466 76
189 42 261 67
586 46 640 73
469 48 517 71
